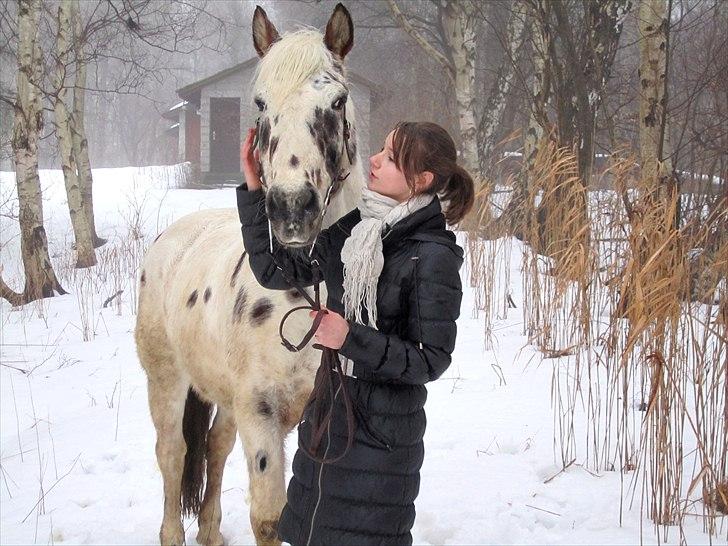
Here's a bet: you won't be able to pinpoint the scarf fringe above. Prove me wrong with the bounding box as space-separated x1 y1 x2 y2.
340 188 434 327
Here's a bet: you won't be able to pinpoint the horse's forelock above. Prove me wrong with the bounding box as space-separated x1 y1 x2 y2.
252 29 334 107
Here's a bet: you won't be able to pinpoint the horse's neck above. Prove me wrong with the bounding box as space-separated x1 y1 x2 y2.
322 162 364 228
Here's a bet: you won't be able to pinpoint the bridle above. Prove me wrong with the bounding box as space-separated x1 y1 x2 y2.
253 101 353 204
255 100 357 464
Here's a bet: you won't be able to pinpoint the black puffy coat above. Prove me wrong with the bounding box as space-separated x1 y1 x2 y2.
237 186 464 546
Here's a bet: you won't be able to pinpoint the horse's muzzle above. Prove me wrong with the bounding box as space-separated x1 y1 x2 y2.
266 185 321 247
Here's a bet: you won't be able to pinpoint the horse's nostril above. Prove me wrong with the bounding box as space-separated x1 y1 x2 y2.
291 187 316 210
306 187 317 208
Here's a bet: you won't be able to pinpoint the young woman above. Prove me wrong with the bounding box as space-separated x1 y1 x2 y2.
237 121 474 546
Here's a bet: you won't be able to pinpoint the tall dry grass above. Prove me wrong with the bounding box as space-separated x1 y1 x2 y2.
468 139 727 539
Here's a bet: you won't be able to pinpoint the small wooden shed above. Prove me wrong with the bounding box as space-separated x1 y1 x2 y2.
167 57 377 185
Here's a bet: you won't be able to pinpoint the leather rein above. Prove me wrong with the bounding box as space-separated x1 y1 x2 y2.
255 103 357 464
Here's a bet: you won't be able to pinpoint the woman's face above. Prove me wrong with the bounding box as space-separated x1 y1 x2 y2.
368 131 411 202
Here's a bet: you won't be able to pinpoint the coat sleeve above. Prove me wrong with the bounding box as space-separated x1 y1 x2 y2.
237 184 330 290
338 242 463 385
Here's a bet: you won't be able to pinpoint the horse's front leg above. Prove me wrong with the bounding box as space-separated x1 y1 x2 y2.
236 395 287 546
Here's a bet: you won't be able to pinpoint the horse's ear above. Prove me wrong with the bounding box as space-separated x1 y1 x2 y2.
252 6 280 57
324 3 353 59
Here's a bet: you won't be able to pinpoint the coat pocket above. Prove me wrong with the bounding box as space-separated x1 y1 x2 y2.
353 403 393 451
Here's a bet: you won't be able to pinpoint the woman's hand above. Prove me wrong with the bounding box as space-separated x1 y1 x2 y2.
241 127 262 191
310 308 350 350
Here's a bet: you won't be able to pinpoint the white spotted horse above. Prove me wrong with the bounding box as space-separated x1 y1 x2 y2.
135 4 364 545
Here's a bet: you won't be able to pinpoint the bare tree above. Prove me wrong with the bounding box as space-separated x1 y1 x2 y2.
537 0 632 183
476 2 528 171
1 0 66 306
70 0 105 248
638 0 672 190
386 0 480 175
52 0 97 268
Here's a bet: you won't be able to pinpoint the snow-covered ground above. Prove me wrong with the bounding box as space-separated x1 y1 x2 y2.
1 167 725 545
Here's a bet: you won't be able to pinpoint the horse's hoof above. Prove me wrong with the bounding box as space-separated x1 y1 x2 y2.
159 523 185 546
252 518 280 546
196 528 225 546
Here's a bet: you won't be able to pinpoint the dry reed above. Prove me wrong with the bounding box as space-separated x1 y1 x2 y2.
468 138 727 540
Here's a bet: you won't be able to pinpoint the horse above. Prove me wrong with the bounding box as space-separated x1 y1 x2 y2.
134 5 363 545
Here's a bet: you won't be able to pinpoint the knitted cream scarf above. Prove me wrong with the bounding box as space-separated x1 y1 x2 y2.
340 187 434 328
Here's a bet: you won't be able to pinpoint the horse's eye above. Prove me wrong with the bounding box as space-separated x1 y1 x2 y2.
254 98 266 111
331 96 347 110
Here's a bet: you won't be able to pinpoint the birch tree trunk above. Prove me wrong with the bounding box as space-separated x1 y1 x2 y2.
511 3 551 237
638 0 673 187
441 0 480 178
53 0 96 268
2 0 67 305
549 0 631 184
477 4 527 173
70 0 105 248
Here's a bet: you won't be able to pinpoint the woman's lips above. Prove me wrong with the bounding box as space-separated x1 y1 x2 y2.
369 171 377 180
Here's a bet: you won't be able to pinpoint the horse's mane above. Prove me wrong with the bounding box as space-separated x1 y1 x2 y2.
253 29 336 106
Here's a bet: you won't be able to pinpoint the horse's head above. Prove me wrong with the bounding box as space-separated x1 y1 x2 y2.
251 4 359 248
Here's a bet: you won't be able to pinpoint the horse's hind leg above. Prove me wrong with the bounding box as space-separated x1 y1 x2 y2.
197 407 237 546
146 372 189 545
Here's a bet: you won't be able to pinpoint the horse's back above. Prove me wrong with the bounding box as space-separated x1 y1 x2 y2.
137 209 247 402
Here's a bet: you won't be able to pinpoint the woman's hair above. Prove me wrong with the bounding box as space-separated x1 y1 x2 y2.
391 121 475 225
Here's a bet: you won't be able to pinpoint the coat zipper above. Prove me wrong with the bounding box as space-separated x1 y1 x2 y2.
305 383 341 546
412 247 424 350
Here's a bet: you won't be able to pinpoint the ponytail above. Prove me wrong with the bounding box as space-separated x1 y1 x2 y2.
440 164 475 225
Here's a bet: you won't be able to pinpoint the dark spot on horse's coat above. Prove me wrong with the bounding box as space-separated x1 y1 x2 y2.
286 289 304 302
140 271 146 286
310 106 343 180
258 118 271 154
322 109 339 137
257 398 273 416
232 286 248 323
290 155 299 167
250 298 274 326
273 115 279 125
256 450 268 473
278 403 293 428
326 144 338 175
203 287 211 303
269 136 279 161
187 290 198 308
230 251 247 287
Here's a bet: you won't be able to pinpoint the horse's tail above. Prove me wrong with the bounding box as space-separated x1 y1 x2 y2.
181 387 213 517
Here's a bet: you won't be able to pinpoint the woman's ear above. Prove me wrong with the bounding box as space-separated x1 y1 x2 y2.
416 171 434 192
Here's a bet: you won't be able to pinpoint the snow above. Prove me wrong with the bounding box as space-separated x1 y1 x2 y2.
1 167 726 545
168 101 187 112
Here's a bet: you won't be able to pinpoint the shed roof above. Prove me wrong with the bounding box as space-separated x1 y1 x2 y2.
177 57 379 105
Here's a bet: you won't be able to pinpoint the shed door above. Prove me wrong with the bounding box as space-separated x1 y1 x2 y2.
209 97 240 172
